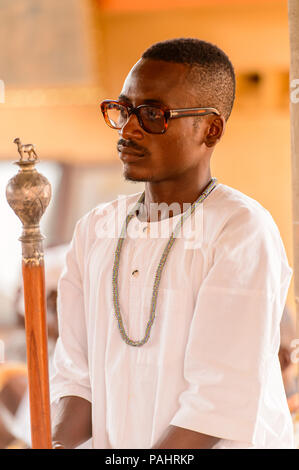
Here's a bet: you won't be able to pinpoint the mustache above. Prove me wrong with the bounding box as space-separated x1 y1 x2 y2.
117 139 150 156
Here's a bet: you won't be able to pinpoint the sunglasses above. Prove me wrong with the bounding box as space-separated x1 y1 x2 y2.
100 100 220 135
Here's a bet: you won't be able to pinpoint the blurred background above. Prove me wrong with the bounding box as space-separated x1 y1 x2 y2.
0 0 297 449
0 0 294 323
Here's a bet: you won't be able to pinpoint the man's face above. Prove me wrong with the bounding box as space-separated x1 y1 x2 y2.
117 59 216 183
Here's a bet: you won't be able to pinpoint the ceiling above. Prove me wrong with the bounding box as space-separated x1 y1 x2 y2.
98 0 284 12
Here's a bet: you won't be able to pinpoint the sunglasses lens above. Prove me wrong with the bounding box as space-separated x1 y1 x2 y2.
139 107 165 133
102 102 166 134
104 102 128 129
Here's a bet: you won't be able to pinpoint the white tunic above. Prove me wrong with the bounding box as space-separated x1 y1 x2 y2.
50 183 294 449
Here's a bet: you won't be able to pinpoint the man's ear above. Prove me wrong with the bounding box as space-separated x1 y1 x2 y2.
279 346 291 371
205 116 225 148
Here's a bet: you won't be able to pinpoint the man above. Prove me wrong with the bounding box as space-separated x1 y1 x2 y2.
279 306 299 416
50 38 294 449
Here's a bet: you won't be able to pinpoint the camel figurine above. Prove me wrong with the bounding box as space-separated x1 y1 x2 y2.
13 137 38 162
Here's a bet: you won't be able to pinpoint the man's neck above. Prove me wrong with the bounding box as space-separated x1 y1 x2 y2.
141 173 212 222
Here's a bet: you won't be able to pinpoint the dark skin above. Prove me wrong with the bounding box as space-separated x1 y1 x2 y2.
52 396 92 449
118 59 225 220
52 59 225 449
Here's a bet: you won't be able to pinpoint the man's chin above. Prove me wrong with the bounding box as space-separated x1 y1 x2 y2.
124 174 148 183
123 169 152 183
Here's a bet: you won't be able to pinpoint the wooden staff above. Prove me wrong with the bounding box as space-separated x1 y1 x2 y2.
6 138 52 449
288 1 299 339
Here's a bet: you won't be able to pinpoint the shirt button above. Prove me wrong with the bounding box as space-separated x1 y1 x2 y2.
132 269 139 277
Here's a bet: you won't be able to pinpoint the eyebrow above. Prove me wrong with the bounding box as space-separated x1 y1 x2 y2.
118 94 167 107
118 94 131 103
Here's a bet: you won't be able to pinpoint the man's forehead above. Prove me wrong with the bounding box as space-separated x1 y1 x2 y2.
129 58 188 79
120 58 195 104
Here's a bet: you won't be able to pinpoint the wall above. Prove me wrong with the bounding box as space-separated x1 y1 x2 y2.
0 0 295 309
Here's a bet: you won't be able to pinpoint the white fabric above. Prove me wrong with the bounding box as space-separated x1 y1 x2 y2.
50 183 294 449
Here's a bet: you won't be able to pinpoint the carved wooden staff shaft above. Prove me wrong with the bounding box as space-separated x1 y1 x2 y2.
6 144 52 449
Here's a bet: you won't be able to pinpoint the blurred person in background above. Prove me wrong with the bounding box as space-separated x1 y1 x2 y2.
50 38 293 449
0 366 27 448
279 305 299 414
0 245 68 448
278 305 299 448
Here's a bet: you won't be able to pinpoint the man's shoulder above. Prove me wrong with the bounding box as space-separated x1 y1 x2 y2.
211 183 268 212
209 183 274 223
205 183 280 241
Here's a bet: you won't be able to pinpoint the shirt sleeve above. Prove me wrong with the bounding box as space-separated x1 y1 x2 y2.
50 215 91 406
170 206 292 444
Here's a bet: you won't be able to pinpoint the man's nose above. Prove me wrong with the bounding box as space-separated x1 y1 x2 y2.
119 112 143 140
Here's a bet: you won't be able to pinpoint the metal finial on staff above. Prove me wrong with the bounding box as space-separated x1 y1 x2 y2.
6 138 52 449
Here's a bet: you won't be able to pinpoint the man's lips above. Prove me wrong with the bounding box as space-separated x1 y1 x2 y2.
118 145 145 156
117 144 147 164
117 139 149 158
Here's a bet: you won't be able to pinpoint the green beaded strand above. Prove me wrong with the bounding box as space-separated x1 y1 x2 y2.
112 178 217 347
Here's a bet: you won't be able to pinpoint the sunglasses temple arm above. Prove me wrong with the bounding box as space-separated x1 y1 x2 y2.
169 110 220 119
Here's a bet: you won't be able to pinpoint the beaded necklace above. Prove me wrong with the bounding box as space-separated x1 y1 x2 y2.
112 177 217 347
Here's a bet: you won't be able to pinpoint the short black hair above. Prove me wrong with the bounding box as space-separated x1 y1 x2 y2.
142 38 235 121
